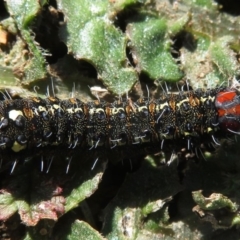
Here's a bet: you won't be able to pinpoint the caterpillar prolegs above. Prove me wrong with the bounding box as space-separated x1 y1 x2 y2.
0 87 240 174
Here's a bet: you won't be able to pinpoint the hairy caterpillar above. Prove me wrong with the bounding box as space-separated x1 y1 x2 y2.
0 86 239 174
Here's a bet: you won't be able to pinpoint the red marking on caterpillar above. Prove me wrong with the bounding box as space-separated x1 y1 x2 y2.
215 89 240 132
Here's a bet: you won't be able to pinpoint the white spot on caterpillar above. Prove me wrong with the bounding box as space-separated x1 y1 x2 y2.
110 137 126 146
66 107 82 114
156 102 168 111
111 107 124 115
96 108 105 114
89 108 95 115
9 110 23 121
53 104 61 110
176 98 189 108
200 96 215 103
38 106 46 112
207 127 213 133
137 106 147 112
89 108 105 115
11 141 26 152
66 108 74 114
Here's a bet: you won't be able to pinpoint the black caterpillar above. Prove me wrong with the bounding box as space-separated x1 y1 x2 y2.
0 87 240 173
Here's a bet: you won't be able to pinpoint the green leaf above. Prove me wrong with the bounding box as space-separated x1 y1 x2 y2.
192 190 238 212
0 171 65 226
58 0 138 95
127 14 183 81
5 0 47 82
65 160 106 212
209 36 239 77
0 155 106 226
183 0 218 9
0 66 17 87
5 0 40 29
59 220 106 240
102 158 182 239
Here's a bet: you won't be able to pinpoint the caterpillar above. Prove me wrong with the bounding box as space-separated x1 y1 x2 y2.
0 86 239 174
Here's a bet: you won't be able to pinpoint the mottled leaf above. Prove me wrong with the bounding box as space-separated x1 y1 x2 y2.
57 0 138 95
5 0 47 82
57 220 107 240
103 157 183 239
127 14 184 81
0 155 106 226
